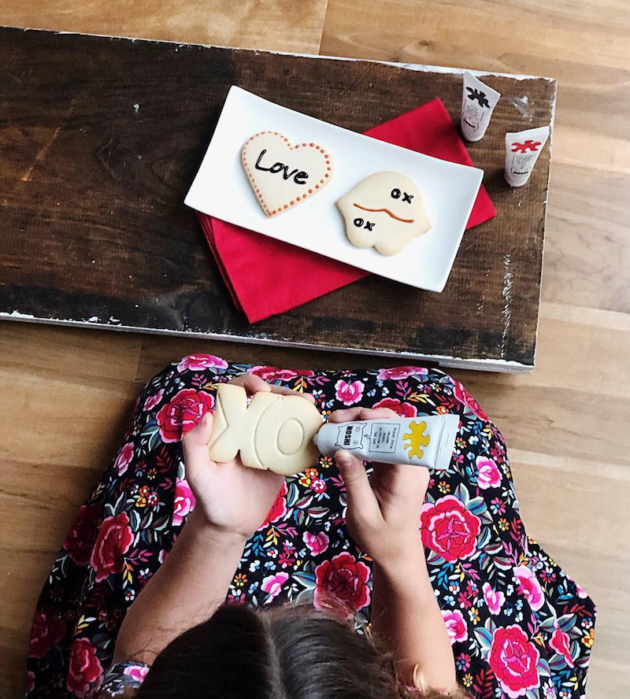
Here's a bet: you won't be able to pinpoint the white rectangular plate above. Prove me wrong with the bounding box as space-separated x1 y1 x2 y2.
185 87 483 291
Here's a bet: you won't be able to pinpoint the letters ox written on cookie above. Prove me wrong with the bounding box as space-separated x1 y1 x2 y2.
337 171 431 256
208 384 322 475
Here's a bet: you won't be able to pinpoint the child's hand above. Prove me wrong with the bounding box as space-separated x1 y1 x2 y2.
330 407 430 567
183 413 283 540
228 373 316 403
182 373 314 541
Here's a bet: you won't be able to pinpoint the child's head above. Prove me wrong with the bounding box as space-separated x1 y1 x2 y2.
135 603 451 698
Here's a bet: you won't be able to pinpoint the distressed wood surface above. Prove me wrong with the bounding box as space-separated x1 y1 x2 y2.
1 1 628 697
0 26 555 370
0 0 329 54
320 4 630 694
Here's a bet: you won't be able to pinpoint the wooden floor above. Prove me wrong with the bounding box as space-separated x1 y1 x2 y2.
0 2 628 697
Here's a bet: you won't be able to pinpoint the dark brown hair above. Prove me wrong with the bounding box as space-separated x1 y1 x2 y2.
136 602 406 698
136 603 469 699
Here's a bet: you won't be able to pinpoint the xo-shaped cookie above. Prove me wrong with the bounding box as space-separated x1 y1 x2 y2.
208 384 322 476
337 171 431 255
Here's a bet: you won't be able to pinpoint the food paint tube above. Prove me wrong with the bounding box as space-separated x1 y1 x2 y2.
314 415 460 471
504 126 550 187
461 71 501 142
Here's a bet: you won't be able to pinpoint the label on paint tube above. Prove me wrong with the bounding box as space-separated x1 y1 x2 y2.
461 72 501 142
314 415 460 471
504 126 550 187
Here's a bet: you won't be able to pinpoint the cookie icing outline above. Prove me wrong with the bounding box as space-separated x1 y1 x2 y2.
242 131 332 217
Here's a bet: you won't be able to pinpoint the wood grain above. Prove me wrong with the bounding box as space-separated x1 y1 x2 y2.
544 164 630 314
0 324 143 699
318 2 630 693
0 0 628 697
0 0 329 54
0 27 555 369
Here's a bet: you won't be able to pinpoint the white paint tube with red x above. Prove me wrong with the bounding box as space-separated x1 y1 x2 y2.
314 414 460 471
504 126 550 187
461 71 501 142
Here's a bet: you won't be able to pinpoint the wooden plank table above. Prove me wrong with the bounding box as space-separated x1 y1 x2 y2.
0 27 556 372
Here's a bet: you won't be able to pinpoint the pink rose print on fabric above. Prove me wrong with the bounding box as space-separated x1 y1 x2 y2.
420 495 481 563
114 442 134 476
513 565 545 611
63 504 101 567
144 389 164 411
488 625 540 698
310 478 326 494
575 582 589 599
124 664 150 682
452 381 488 420
476 456 502 490
172 478 196 527
262 482 288 526
441 610 468 644
90 513 134 583
303 531 329 556
29 612 66 659
156 388 215 442
376 366 427 381
334 379 364 406
482 582 505 615
248 366 315 382
26 671 35 693
66 638 103 698
314 552 371 613
24 359 598 699
177 354 228 373
372 397 417 417
262 572 289 601
550 627 574 668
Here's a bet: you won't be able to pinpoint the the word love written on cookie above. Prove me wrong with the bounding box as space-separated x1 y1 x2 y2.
242 131 333 217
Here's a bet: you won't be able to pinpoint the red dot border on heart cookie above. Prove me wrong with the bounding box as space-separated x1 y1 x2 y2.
242 131 332 217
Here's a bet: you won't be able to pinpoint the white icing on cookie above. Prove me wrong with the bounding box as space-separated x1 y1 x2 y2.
337 171 431 255
208 384 322 475
242 131 333 217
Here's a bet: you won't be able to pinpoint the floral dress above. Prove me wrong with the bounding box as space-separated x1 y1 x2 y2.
27 355 596 699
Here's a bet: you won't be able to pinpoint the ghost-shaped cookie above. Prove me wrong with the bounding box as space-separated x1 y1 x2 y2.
337 172 431 256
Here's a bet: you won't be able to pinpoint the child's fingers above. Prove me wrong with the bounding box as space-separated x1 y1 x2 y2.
230 374 272 395
371 461 425 496
182 412 214 448
329 407 365 423
229 374 315 403
358 407 398 420
329 407 398 423
182 413 214 477
268 385 316 403
335 450 381 524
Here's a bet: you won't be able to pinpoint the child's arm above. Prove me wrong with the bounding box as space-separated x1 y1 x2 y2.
371 551 457 693
332 407 457 693
114 375 307 665
113 506 248 666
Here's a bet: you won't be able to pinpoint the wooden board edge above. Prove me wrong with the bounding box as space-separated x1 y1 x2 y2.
1 26 557 84
0 312 534 374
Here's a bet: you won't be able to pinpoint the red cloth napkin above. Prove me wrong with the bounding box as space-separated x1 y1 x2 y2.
198 98 495 323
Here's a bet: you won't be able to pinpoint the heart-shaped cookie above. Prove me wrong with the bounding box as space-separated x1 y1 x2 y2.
242 131 333 217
